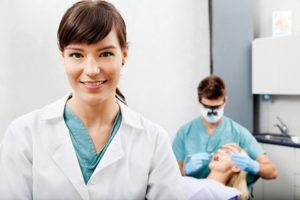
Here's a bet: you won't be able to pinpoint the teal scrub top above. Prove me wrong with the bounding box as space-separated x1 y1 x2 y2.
172 116 264 179
64 105 122 184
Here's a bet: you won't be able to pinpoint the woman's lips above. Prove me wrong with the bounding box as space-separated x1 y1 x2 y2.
80 80 107 89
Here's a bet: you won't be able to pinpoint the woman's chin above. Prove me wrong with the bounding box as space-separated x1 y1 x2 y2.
74 92 109 106
85 96 106 105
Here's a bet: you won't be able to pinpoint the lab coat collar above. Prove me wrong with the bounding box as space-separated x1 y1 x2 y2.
117 99 144 130
40 93 71 120
44 93 145 198
41 93 144 130
44 93 140 199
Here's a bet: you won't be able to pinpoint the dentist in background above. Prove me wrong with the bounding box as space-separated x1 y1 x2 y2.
172 75 278 186
0 1 185 199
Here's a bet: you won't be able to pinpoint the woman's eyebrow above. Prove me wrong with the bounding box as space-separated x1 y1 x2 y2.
97 45 117 51
65 45 117 52
65 47 84 51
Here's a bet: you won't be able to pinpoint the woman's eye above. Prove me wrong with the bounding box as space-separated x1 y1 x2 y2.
69 53 83 58
100 52 113 57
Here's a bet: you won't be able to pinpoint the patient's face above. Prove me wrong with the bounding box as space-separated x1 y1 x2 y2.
209 146 238 173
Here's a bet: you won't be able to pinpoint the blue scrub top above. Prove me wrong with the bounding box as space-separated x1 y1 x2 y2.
172 116 264 179
64 105 122 184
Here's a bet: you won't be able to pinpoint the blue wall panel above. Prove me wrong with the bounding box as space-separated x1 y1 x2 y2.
212 0 254 132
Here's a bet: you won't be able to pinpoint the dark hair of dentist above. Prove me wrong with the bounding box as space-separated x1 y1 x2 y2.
0 1 185 199
197 75 226 101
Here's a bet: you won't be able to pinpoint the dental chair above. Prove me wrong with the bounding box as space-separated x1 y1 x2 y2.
247 174 260 200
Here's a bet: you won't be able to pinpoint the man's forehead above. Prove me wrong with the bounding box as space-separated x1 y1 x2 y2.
201 97 225 105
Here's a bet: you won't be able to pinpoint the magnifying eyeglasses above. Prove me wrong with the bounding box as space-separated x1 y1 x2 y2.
200 100 226 110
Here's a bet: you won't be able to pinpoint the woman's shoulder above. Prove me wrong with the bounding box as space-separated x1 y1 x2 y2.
119 102 169 139
8 95 67 131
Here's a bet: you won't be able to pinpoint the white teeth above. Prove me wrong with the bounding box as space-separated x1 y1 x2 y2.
84 81 104 86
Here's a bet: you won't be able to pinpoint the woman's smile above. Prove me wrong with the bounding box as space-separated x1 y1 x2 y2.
80 80 107 90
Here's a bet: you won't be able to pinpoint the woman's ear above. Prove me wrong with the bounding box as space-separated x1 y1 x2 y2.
121 45 128 66
124 45 128 56
123 45 128 58
231 165 241 173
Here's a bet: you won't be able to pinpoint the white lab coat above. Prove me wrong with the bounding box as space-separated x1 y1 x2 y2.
0 94 186 200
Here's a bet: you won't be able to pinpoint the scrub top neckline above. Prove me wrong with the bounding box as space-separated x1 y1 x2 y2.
198 116 225 138
64 104 121 155
64 104 122 184
64 105 99 155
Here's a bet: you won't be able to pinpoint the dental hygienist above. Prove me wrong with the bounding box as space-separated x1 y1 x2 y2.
0 1 185 199
172 75 278 185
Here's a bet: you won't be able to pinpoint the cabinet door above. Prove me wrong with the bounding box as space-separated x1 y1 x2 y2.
252 175 264 199
252 36 300 95
253 143 264 199
263 143 294 200
295 148 300 199
252 37 280 94
278 36 300 94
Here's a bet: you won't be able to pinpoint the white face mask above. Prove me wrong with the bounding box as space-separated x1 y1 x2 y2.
201 107 224 124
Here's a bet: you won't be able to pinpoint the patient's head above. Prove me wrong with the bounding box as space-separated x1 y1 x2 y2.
209 143 248 200
209 143 243 173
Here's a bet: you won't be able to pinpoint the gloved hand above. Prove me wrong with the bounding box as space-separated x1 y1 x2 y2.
184 152 209 175
231 153 260 175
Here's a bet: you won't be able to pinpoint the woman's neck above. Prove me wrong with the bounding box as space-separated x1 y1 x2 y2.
207 170 231 185
67 94 120 128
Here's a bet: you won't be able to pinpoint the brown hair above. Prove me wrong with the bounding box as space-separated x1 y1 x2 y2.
197 75 226 101
57 0 127 103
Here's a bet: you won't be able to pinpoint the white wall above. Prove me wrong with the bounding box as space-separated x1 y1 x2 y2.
0 0 77 140
0 0 210 141
254 0 300 136
115 0 210 140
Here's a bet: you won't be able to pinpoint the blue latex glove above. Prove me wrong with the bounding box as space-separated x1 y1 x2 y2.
231 153 260 175
184 152 209 175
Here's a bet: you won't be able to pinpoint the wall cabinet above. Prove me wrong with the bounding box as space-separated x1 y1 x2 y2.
252 35 300 95
253 143 298 200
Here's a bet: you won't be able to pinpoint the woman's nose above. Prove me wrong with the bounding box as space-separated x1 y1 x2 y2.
84 58 100 77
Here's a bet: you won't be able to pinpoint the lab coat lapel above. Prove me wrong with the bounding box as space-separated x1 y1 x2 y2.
93 127 124 174
49 120 89 200
92 100 143 174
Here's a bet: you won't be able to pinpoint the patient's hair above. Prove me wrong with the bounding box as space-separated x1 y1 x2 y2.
222 143 248 200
